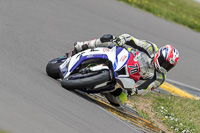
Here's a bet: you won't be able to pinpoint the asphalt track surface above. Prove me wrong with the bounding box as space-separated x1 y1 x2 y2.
0 0 200 133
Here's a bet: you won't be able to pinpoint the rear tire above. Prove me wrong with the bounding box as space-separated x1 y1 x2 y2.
61 70 110 90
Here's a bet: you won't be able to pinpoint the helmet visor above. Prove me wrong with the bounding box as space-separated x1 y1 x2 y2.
158 55 174 71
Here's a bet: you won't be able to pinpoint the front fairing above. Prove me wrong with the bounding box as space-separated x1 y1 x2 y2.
113 46 130 71
59 46 131 79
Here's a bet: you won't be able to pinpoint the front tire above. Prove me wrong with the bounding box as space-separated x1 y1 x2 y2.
46 56 68 79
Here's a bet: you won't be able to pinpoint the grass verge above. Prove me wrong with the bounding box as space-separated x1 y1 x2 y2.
130 92 200 133
0 130 8 133
118 0 200 32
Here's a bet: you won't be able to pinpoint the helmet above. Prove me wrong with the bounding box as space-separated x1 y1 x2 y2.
154 45 179 73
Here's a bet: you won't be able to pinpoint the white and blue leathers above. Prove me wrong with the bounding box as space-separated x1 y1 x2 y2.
74 33 166 106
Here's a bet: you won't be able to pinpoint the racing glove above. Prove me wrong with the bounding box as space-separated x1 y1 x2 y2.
127 87 138 97
74 41 89 52
115 35 126 46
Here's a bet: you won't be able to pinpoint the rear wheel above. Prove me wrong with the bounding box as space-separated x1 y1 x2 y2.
61 70 110 90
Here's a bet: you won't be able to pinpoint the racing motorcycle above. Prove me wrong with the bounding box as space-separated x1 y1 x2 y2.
46 45 143 94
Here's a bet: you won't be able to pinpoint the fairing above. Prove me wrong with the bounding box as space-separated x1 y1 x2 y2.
59 46 142 89
59 46 131 78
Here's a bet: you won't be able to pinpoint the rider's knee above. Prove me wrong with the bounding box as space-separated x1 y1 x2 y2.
104 88 127 106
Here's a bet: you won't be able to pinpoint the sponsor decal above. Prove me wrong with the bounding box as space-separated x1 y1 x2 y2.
120 55 127 62
134 53 141 61
86 55 94 58
103 48 110 52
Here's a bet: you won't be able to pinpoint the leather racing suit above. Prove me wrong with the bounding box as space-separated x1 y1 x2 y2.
74 33 166 106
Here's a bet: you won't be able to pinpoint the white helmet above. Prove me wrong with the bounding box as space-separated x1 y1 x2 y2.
154 45 179 73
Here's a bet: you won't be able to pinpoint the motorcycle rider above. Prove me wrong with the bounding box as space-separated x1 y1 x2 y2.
73 34 179 106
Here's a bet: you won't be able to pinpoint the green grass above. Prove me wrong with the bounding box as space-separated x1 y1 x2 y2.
137 109 151 120
119 0 200 32
0 130 8 133
130 92 200 133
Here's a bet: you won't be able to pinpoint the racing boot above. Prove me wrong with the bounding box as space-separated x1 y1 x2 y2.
104 88 127 107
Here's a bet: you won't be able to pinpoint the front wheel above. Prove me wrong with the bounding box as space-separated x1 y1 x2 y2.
61 70 111 91
46 56 68 79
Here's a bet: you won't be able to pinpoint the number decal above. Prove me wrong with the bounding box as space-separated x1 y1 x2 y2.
128 64 139 74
